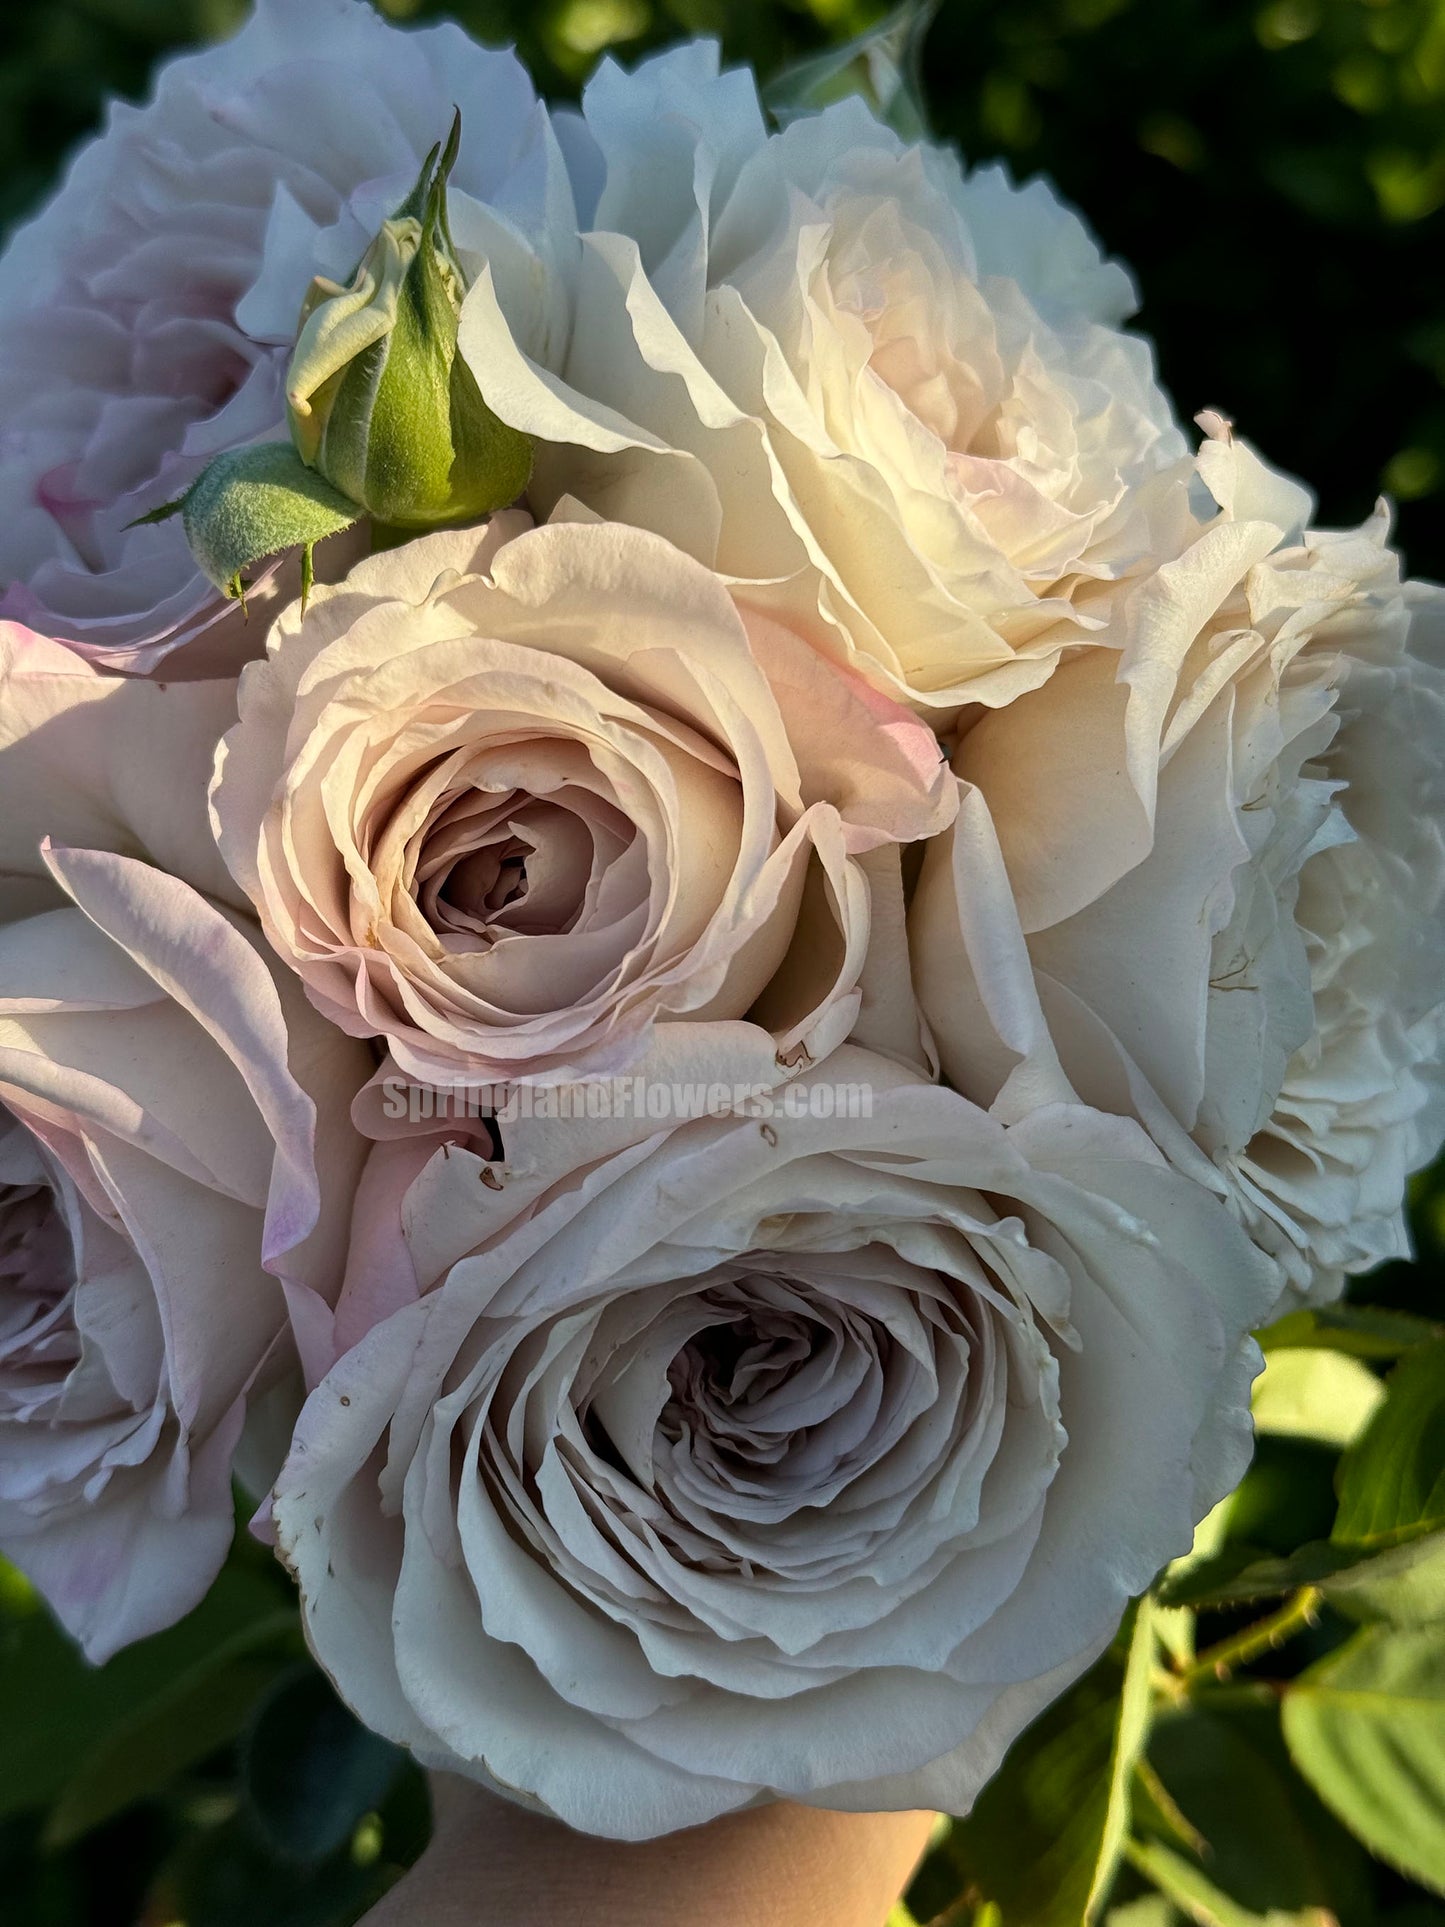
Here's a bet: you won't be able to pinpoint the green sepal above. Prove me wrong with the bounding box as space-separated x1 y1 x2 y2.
125 496 188 529
169 442 362 605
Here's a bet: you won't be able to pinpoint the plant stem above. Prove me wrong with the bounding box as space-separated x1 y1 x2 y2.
1180 1586 1323 1689
1177 1680 1282 1711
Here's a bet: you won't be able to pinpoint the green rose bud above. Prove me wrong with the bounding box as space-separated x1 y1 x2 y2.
286 110 533 531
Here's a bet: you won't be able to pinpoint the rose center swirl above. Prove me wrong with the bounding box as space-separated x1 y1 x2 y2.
0 1117 79 1417
395 757 646 956
470 1241 1023 1608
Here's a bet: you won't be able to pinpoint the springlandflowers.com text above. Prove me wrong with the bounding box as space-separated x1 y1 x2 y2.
378 1077 875 1125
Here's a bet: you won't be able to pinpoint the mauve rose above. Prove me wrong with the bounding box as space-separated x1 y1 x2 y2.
459 41 1189 716
912 422 1445 1309
0 844 368 1660
0 0 572 671
211 516 954 1091
273 1048 1273 1837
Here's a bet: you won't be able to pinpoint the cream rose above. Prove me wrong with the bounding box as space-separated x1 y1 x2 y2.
461 41 1188 715
912 424 1445 1308
273 1047 1272 1837
211 517 954 1090
0 844 367 1660
0 0 572 671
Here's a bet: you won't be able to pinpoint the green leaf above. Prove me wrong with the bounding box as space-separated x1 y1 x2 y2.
1160 1538 1370 1613
1125 1840 1335 1927
1323 1527 1445 1628
1154 1497 1236 1667
1250 1349 1383 1449
0 1566 288 1822
762 0 938 140
143 1809 397 1927
1145 1705 1371 1919
1108 1899 1180 1927
241 1665 406 1865
44 1608 299 1845
1282 1622 1445 1893
1132 1759 1207 1861
1332 1337 1445 1550
947 1602 1157 1926
177 442 361 599
1161 1529 1445 1620
1257 1305 1441 1361
1226 1438 1342 1557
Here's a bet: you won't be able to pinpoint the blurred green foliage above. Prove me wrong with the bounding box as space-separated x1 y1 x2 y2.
0 3 1442 1923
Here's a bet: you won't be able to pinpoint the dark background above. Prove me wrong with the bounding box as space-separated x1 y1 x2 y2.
0 0 1441 577
0 5 1441 1923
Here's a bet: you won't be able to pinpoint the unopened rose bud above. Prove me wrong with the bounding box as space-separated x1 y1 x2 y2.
286 110 532 530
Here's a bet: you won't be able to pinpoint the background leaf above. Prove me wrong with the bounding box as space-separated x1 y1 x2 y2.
1125 1839 1337 1927
44 1612 298 1847
241 1666 408 1865
1144 1706 1373 1924
1251 1351 1384 1450
1332 1339 1445 1552
1324 1530 1445 1630
942 1604 1156 1925
0 1566 289 1823
1282 1623 1445 1894
1257 1307 1442 1362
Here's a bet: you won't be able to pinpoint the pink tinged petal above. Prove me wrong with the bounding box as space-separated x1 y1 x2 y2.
42 846 323 1267
330 1136 436 1360
740 604 956 848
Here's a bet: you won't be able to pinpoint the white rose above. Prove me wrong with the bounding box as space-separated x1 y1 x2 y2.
0 845 367 1660
274 1048 1272 1837
0 0 573 671
912 422 1445 1308
211 516 954 1090
460 40 1188 715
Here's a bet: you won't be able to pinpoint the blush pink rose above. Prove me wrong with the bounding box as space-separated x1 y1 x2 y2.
211 517 954 1091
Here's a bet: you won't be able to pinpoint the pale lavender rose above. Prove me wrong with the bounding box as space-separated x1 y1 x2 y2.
460 40 1190 715
912 421 1445 1309
211 517 955 1092
0 844 368 1660
0 0 574 672
273 1047 1273 1837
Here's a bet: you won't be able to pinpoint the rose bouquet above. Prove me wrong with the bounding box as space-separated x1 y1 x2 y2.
1 0 1442 1877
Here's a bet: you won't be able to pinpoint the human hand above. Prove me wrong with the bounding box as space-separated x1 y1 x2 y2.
360 1775 935 1926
